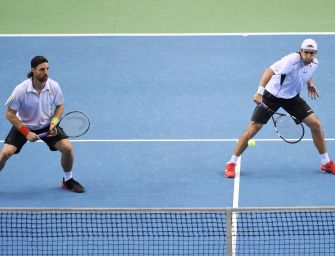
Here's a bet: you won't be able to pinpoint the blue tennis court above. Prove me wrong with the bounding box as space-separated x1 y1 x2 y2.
1 35 335 255
1 34 335 209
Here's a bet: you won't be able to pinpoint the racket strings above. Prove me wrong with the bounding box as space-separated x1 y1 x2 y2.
59 112 90 137
275 115 304 142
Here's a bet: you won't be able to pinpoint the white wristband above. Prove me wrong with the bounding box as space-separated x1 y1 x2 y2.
257 86 265 95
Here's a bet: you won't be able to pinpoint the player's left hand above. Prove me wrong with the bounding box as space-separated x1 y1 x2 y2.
48 123 57 137
307 83 319 99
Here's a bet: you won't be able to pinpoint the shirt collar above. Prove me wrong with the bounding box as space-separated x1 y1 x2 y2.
27 79 50 93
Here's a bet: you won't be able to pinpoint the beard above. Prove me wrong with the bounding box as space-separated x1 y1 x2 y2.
36 75 48 83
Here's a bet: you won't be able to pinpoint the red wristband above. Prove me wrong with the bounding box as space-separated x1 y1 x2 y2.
19 126 30 136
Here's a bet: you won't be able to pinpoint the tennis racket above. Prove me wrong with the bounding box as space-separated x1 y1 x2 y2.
38 111 90 139
259 102 304 144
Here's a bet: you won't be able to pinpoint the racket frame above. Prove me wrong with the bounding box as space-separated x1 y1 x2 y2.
38 111 90 139
259 102 305 144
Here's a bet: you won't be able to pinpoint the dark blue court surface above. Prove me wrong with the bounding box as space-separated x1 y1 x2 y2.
0 35 335 208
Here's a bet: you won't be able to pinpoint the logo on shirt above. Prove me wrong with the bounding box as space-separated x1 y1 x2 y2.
6 95 15 109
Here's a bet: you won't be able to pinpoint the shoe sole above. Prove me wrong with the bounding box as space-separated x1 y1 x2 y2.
320 169 335 174
61 183 85 193
224 172 235 178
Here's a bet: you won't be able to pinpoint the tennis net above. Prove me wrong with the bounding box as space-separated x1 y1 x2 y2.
0 207 335 255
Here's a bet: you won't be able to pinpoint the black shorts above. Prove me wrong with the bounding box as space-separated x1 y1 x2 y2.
4 125 68 154
251 90 314 124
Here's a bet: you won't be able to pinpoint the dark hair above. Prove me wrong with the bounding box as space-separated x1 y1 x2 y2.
27 56 48 78
27 71 33 79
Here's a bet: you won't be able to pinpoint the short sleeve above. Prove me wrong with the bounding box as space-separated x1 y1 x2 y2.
5 87 22 111
51 81 64 106
270 53 296 75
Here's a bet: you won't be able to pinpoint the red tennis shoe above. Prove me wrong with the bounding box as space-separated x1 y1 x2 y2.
320 160 335 174
224 162 236 178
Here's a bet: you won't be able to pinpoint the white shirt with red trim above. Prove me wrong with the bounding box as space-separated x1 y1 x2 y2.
266 52 318 99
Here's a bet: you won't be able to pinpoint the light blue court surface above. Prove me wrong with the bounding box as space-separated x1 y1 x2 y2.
0 35 335 208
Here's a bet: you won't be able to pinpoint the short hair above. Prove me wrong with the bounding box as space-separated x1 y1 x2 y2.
27 56 48 78
30 56 48 68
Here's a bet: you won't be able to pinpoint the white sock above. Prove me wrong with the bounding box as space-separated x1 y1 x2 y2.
320 153 330 165
229 155 239 164
64 171 73 181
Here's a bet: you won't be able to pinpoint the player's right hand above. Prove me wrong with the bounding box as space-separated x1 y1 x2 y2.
26 132 39 142
253 93 263 105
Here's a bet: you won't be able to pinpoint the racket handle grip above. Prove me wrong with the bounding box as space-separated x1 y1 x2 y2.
38 131 48 139
259 102 268 110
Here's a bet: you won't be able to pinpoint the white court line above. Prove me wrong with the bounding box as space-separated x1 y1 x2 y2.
233 157 241 209
39 138 335 142
1 32 335 37
1 138 335 143
231 156 242 256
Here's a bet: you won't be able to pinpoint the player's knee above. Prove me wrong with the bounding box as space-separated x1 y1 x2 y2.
304 114 321 130
250 122 263 133
309 119 321 131
0 150 14 161
63 144 73 154
58 141 73 154
244 122 262 139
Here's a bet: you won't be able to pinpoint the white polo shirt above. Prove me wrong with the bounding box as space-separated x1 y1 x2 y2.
266 52 318 99
5 78 64 130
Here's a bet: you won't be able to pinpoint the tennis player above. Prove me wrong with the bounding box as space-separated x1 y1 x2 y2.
225 39 335 178
0 56 85 192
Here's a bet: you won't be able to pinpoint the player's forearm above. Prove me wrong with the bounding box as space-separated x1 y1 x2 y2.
258 68 274 87
6 108 33 137
6 109 24 130
53 104 64 119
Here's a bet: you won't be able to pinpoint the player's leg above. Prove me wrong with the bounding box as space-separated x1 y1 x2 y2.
224 121 263 178
303 114 335 173
283 95 326 152
224 100 274 178
0 127 27 171
0 144 17 171
303 114 326 154
234 91 278 157
287 95 335 174
44 135 85 193
233 121 263 156
54 139 74 172
53 139 84 193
